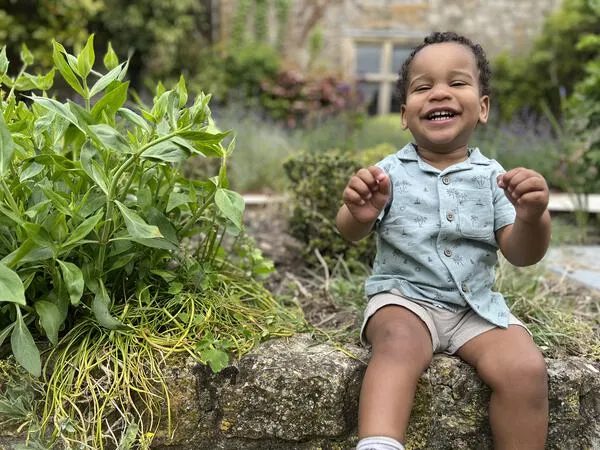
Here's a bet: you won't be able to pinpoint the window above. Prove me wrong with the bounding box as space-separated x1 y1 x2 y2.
354 41 414 115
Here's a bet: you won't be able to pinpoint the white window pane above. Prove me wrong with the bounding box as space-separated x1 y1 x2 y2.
356 43 381 75
392 46 412 73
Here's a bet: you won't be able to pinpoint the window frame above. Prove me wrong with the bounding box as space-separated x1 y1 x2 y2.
352 38 419 114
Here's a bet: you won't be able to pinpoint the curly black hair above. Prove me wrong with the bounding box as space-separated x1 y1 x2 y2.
396 31 491 106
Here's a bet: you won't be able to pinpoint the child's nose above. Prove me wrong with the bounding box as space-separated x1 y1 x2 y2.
429 84 452 101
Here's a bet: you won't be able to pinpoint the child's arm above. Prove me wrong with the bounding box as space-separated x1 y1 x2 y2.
336 166 391 242
495 168 551 267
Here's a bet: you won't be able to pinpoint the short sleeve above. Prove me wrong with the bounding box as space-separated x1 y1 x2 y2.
490 161 516 231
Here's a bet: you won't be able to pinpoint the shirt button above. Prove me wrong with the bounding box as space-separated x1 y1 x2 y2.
461 282 470 292
442 176 450 185
446 211 455 221
444 248 452 257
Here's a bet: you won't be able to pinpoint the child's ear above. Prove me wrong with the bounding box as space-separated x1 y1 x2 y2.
400 105 408 129
479 95 490 124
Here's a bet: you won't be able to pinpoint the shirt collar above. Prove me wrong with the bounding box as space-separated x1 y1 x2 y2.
395 143 491 166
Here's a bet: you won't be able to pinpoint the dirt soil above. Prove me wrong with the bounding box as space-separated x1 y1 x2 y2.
243 202 361 333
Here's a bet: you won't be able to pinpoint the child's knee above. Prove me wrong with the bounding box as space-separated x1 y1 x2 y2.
486 351 547 396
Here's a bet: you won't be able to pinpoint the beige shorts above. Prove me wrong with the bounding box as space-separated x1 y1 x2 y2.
361 290 529 355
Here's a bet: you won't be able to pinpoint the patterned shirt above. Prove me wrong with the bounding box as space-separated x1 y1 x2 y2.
365 143 516 328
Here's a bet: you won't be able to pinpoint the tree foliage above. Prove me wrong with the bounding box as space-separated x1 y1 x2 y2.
492 0 600 120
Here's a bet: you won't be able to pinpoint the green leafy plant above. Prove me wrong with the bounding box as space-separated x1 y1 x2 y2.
0 36 303 448
492 0 600 120
283 144 395 271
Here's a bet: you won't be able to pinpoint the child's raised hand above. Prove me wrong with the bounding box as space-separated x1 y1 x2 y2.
343 166 391 223
497 168 549 224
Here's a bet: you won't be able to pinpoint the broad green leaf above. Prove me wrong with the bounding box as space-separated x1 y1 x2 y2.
14 69 55 91
191 142 224 158
0 322 15 348
118 108 152 134
77 34 95 78
34 300 61 345
0 46 8 75
52 40 85 97
77 191 105 218
103 42 119 70
0 111 15 177
218 161 229 189
91 81 129 120
202 347 229 373
89 62 125 98
176 74 188 107
114 201 163 239
66 53 80 76
89 124 131 153
11 308 41 377
85 160 110 196
167 191 190 212
19 162 44 182
30 95 82 130
20 43 34 66
92 290 127 330
63 209 103 247
147 208 179 245
141 139 187 163
57 260 84 306
0 262 26 305
215 189 244 230
41 187 72 217
179 130 229 144
150 90 171 121
225 135 236 157
106 253 135 272
22 223 55 250
1 240 53 268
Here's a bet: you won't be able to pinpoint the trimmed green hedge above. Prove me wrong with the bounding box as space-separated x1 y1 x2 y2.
283 143 396 271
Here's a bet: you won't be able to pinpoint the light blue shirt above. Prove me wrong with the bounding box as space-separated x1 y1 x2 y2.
365 143 516 328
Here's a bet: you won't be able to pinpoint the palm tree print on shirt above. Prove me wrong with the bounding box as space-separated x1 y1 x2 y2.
472 175 487 189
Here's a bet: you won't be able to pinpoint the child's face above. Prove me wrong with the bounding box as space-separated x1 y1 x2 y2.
401 42 489 154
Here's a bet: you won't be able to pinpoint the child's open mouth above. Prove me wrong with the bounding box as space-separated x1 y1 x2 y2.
425 110 458 121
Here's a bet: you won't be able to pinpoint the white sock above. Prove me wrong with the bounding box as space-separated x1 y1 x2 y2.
356 436 405 450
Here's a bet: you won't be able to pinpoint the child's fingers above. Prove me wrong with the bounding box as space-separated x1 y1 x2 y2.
497 167 526 189
511 177 548 199
355 167 379 188
342 187 366 205
348 175 373 200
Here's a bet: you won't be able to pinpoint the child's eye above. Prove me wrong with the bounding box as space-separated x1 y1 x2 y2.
414 85 430 92
451 81 467 87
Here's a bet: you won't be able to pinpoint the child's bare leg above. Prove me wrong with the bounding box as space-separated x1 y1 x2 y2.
456 325 548 450
359 305 433 443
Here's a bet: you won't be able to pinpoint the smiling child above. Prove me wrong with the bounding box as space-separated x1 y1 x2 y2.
336 32 551 450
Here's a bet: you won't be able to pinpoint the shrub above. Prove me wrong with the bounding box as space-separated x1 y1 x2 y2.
492 0 600 120
283 143 396 271
0 37 302 448
563 30 600 194
259 70 356 128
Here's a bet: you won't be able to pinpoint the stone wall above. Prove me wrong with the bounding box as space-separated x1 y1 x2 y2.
218 0 562 72
1 334 599 449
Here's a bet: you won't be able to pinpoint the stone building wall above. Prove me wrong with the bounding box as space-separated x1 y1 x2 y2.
219 0 562 113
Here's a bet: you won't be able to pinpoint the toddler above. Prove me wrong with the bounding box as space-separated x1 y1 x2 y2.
336 31 551 450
